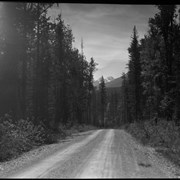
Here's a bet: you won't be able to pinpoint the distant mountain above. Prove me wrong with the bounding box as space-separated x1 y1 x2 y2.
93 76 123 89
93 80 99 87
93 76 114 87
106 76 114 82
106 76 123 88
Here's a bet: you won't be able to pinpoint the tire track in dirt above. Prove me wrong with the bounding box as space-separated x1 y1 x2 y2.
8 129 177 178
8 129 102 178
75 129 115 178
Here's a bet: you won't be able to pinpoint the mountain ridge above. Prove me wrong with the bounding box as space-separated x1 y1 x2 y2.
94 76 123 88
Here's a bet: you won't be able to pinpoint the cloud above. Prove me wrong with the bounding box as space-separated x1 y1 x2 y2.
94 59 128 80
48 4 158 80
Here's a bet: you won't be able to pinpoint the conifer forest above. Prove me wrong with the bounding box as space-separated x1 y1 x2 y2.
1 4 180 176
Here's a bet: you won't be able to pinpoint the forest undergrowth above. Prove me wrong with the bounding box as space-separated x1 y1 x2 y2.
125 119 180 168
0 113 96 162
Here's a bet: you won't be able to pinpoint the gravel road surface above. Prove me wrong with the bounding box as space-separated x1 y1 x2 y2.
5 129 179 178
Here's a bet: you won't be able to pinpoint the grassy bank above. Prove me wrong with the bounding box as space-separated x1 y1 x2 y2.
124 119 180 168
0 114 97 162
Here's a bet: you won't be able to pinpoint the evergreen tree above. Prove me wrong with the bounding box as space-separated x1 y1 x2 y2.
0 2 22 118
121 73 130 124
87 57 97 124
127 26 142 122
99 76 107 127
0 2 98 131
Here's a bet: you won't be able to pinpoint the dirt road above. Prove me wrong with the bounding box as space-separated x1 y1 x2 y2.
7 129 177 178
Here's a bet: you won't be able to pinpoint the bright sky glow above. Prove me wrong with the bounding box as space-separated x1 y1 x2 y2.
48 4 158 80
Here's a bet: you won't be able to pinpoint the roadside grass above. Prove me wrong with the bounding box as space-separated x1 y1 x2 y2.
124 119 180 168
0 114 97 163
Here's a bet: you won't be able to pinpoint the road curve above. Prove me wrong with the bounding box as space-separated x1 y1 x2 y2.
7 129 176 178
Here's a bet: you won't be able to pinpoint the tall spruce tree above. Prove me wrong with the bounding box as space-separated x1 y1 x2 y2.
128 26 142 122
87 57 97 124
99 76 107 127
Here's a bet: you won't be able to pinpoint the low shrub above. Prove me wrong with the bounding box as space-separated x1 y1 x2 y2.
0 114 97 162
0 114 53 162
126 119 180 151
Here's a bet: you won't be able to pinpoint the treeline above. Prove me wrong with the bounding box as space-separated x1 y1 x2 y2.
96 76 121 128
0 2 101 131
121 5 180 124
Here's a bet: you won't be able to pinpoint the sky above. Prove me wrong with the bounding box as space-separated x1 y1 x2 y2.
48 4 158 80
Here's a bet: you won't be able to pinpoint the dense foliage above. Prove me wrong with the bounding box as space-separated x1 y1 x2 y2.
1 3 180 162
120 5 180 125
0 3 99 129
0 2 100 161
